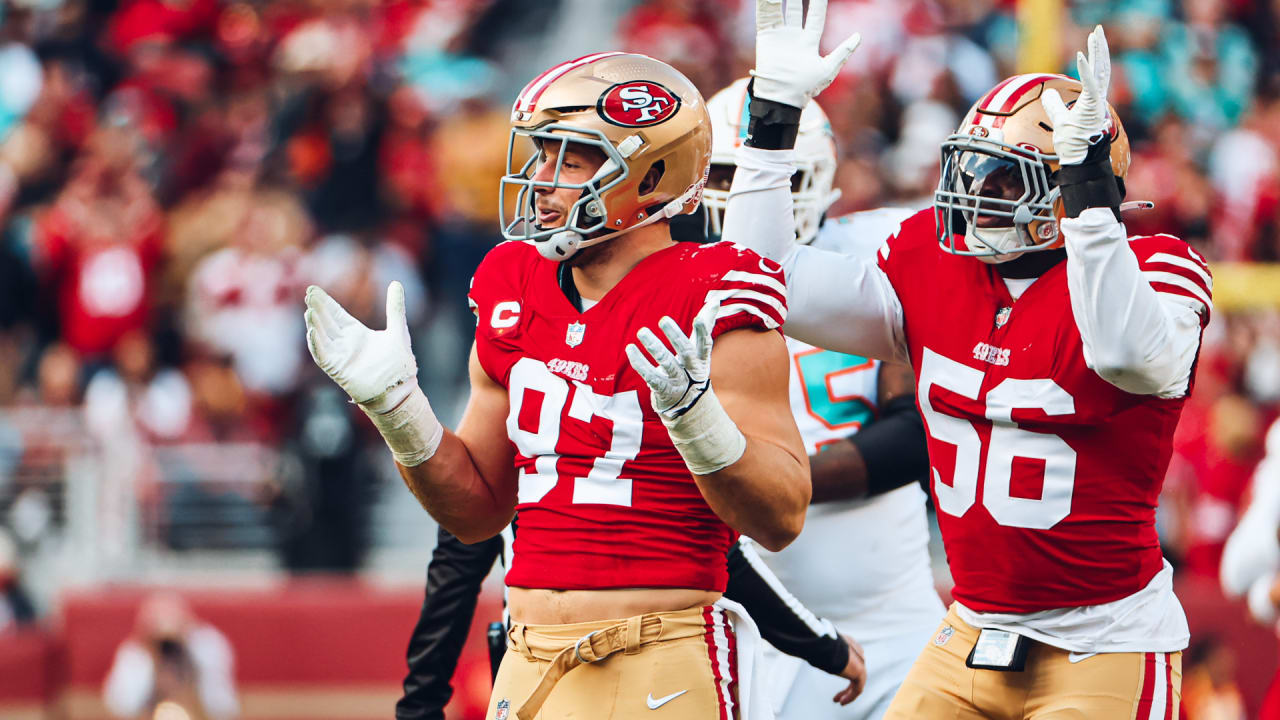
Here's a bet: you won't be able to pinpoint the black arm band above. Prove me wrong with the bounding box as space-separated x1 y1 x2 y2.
1054 140 1123 221
744 79 802 151
725 540 850 675
849 394 930 497
397 528 504 720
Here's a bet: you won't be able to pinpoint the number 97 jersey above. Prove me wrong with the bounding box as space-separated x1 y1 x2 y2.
467 239 788 593
876 210 1211 615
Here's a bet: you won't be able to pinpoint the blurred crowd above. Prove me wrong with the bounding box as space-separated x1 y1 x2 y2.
0 0 1278 716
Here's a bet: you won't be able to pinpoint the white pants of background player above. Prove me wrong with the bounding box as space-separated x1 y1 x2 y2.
763 609 940 720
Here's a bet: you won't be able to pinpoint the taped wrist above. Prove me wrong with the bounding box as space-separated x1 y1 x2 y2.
744 79 801 151
849 394 930 497
1055 140 1122 221
359 384 444 467
661 386 747 475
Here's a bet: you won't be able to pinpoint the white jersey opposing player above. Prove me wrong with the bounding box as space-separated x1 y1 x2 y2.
704 78 944 720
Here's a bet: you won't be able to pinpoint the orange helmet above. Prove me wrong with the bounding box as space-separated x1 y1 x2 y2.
934 73 1130 261
499 52 712 261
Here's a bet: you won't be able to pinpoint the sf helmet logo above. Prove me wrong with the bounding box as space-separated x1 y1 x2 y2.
598 82 681 127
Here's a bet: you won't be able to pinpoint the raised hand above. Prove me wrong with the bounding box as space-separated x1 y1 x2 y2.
305 281 417 409
752 0 862 109
1041 25 1113 166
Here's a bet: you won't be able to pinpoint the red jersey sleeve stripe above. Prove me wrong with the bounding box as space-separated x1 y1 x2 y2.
715 304 782 330
1142 271 1212 310
706 287 786 315
1141 252 1213 290
721 270 787 297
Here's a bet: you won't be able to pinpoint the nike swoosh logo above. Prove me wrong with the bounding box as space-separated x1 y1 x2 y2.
646 690 688 709
1068 651 1097 663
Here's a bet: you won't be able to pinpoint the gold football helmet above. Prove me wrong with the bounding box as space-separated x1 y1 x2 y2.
499 52 712 261
934 73 1130 261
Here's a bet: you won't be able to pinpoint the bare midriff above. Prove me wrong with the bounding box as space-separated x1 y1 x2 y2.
508 587 722 625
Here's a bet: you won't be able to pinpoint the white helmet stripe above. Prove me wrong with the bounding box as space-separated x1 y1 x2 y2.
514 52 627 113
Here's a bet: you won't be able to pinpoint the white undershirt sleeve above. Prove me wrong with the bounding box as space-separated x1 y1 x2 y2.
724 146 908 363
1061 208 1205 397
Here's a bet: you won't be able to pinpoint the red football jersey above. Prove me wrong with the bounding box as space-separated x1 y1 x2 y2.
467 239 787 592
878 210 1211 613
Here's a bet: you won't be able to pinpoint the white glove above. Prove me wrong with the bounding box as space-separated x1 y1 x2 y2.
626 301 746 475
626 301 715 418
751 0 862 109
1041 25 1112 166
305 282 442 466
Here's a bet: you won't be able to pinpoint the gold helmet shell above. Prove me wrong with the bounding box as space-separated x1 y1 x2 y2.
934 73 1130 260
500 52 712 261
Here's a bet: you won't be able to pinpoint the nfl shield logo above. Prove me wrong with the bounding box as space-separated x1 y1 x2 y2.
934 625 954 647
495 699 510 720
994 306 1012 328
565 322 586 347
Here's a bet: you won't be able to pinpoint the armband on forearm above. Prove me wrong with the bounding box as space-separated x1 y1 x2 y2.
662 387 747 475
849 394 930 497
359 384 444 467
1054 140 1123 221
744 80 802 151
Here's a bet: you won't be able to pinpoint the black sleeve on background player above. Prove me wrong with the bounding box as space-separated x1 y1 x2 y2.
850 393 931 497
396 527 503 720
724 540 850 676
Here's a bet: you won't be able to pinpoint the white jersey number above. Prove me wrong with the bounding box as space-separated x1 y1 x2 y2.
918 347 1077 529
506 357 644 506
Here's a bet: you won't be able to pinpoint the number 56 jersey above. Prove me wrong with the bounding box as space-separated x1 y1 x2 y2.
876 209 1211 616
467 239 787 593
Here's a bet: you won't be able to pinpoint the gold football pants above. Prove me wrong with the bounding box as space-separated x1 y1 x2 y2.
884 605 1182 720
487 605 740 720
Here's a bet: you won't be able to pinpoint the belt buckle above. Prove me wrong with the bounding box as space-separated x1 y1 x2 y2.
574 630 602 664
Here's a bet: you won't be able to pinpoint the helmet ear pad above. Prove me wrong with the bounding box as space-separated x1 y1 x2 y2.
638 161 665 198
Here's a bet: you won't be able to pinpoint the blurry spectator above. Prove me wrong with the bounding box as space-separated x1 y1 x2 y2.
0 528 35 631
618 0 732 92
1165 394 1264 578
103 591 238 720
85 330 193 445
1161 0 1258 135
885 1 998 106
1123 115 1215 249
1183 635 1249 720
881 99 956 207
270 382 377 573
184 195 309 398
34 127 164 360
0 36 42 144
1209 91 1280 261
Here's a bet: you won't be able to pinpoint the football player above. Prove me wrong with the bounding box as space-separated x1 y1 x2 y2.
305 49 857 720
395 524 873 720
726 3 1210 717
702 77 945 720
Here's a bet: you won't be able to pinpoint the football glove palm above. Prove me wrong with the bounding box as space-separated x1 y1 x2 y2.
1042 26 1112 166
627 301 746 475
305 282 442 466
752 0 862 109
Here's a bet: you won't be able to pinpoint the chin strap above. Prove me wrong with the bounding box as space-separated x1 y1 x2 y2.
538 182 705 262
